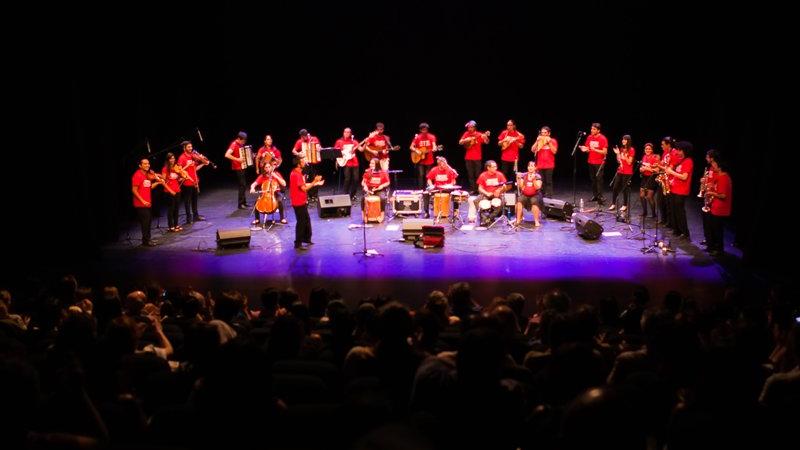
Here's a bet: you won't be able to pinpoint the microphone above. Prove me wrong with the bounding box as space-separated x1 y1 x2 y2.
196 127 204 142
578 131 587 136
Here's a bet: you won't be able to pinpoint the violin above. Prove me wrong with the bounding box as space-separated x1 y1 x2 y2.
192 150 218 169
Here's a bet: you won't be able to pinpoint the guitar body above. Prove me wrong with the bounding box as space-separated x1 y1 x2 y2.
336 144 355 167
365 145 401 161
411 145 443 164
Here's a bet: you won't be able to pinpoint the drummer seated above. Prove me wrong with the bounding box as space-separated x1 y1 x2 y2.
473 160 507 226
425 157 460 219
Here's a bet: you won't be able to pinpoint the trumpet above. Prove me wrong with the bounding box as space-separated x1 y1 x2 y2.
698 167 712 198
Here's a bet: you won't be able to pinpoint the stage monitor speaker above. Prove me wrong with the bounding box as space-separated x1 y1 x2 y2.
572 213 603 240
318 194 352 218
402 218 434 240
216 228 251 249
543 197 574 221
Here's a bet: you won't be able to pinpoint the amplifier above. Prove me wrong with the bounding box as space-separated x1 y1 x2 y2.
401 218 434 240
318 194 352 218
543 197 574 221
393 190 423 215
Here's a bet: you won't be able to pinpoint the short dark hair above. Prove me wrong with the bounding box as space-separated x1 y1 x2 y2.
293 156 304 167
675 140 693 155
591 122 601 130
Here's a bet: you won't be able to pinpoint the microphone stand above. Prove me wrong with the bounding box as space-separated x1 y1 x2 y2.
353 188 382 258
570 132 586 207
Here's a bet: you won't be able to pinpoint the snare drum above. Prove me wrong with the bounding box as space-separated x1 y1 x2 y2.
433 193 450 218
365 195 382 222
491 198 503 208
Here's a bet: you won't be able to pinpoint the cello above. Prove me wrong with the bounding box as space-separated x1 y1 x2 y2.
255 172 280 214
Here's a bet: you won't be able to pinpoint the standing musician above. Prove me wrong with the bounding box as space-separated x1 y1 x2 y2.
161 152 184 233
701 149 732 256
497 120 526 181
459 120 490 193
290 156 324 250
132 158 171 247
515 161 544 228
411 122 439 190
249 162 288 227
657 136 675 227
425 156 459 219
334 127 361 201
638 143 660 218
361 158 391 222
225 131 250 209
177 140 206 223
609 134 636 212
473 160 508 227
256 134 282 173
664 141 693 240
579 122 609 206
530 126 557 198
292 129 323 204
363 122 396 172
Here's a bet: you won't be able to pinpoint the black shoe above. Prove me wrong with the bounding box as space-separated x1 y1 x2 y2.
251 220 261 226
194 215 206 221
294 243 307 250
238 204 248 209
142 240 158 247
700 240 707 246
304 241 315 245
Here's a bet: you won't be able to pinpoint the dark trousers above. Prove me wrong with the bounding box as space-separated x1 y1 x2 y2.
670 194 690 238
235 170 247 206
343 166 360 198
416 164 433 190
465 160 482 192
656 184 670 225
539 168 554 198
473 194 504 225
254 192 286 221
611 174 632 207
293 205 312 245
167 193 180 228
136 207 152 244
303 164 319 201
588 163 605 203
182 186 199 221
703 212 725 251
500 161 516 183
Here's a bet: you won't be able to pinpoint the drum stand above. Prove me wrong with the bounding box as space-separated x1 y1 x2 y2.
487 210 513 230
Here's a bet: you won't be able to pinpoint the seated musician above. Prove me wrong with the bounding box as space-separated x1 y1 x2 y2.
425 156 459 219
361 158 390 222
256 134 282 173
249 162 287 226
473 160 508 227
515 161 544 227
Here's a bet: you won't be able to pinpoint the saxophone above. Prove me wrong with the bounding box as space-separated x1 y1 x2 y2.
702 176 715 213
698 167 711 198
655 162 670 195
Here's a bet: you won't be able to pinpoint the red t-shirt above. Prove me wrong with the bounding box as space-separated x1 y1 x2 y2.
162 167 181 194
334 138 360 167
412 132 437 165
535 137 557 169
710 172 732 217
669 157 693 196
641 153 660 176
177 152 198 187
520 172 542 197
669 149 680 167
617 147 635 175
362 169 390 190
365 133 391 160
289 169 308 206
426 166 457 187
229 140 244 171
498 130 525 162
255 172 285 192
132 170 152 208
257 146 282 165
477 171 507 194
293 137 322 164
585 134 608 165
461 131 486 161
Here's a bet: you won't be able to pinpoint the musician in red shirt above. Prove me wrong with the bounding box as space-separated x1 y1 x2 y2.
256 135 282 173
290 156 324 250
361 158 391 222
292 129 323 203
334 127 361 201
411 122 439 190
363 122 396 172
497 120 526 181
639 143 660 218
249 162 287 227
531 126 557 198
132 159 169 246
702 150 732 256
177 141 206 223
657 136 675 226
459 120 490 193
224 131 249 209
425 156 459 219
515 161 544 228
664 141 694 239
609 135 636 212
579 122 609 205
161 152 183 233
474 160 508 227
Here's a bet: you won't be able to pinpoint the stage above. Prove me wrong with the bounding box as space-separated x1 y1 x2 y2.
95 178 741 312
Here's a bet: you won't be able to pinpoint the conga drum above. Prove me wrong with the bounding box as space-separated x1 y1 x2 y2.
433 192 451 218
365 195 382 222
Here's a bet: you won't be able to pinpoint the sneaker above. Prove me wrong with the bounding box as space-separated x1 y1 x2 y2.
620 206 627 211
251 219 261 226
280 219 288 224
700 240 707 246
238 204 248 210
608 204 616 211
194 215 206 221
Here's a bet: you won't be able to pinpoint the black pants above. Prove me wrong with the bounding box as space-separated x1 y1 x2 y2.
182 186 199 221
303 164 319 201
293 205 311 245
670 194 690 238
500 161 516 183
539 168 554 198
703 212 725 252
465 160 482 192
611 174 632 207
235 170 247 206
254 192 286 221
167 193 180 228
656 184 670 225
416 164 433 190
588 163 605 203
473 194 504 225
136 207 152 244
343 166 360 198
